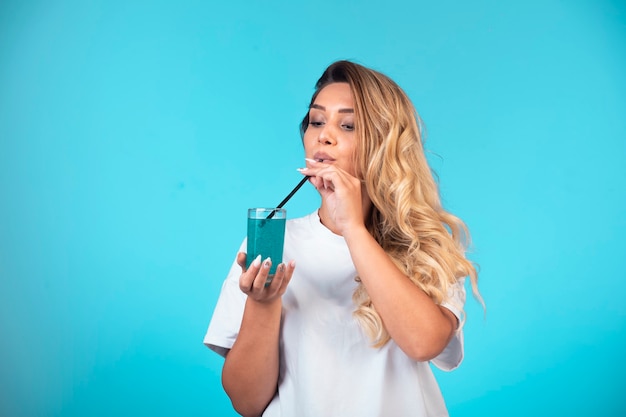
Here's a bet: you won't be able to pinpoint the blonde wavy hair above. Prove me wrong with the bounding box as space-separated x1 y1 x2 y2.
301 60 483 347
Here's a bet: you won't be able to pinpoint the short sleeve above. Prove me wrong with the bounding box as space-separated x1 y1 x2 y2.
431 277 466 371
203 241 248 357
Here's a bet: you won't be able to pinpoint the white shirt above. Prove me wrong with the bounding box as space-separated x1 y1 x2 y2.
204 211 466 417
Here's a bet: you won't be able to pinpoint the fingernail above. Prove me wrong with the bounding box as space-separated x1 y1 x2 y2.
289 260 296 268
252 254 261 267
277 264 284 274
305 158 319 163
297 167 308 172
263 258 271 268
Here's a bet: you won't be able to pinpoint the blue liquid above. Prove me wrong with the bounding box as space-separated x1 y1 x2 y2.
246 217 286 275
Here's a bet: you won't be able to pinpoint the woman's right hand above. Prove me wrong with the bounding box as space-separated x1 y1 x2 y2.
236 252 295 303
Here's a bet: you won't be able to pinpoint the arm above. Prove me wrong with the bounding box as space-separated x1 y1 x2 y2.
342 226 458 361
222 253 295 417
303 162 457 362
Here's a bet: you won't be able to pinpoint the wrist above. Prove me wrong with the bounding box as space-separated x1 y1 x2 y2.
342 223 371 243
246 296 282 313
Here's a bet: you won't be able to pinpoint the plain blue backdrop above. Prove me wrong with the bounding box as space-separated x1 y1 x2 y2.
1 0 625 416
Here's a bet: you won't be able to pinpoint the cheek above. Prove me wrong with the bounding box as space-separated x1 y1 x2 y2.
339 143 358 174
302 131 316 151
341 140 357 157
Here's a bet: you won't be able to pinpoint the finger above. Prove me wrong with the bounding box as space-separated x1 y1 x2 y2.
251 257 272 292
304 158 329 169
304 166 356 196
320 169 360 195
236 252 247 270
323 175 335 191
278 260 296 292
239 254 261 292
308 175 323 191
264 262 286 292
265 260 295 296
312 168 339 191
298 160 335 178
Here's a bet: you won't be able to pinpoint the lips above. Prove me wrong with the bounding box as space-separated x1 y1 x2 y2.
313 152 335 163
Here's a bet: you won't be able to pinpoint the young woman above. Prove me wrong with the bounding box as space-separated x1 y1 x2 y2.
204 60 481 417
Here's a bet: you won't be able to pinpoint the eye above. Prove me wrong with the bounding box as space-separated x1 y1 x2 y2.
309 120 324 127
341 123 354 131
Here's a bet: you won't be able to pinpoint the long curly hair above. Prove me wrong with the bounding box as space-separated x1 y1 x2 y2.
301 60 483 347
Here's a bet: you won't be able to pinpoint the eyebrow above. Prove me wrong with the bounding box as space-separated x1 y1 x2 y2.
310 103 354 114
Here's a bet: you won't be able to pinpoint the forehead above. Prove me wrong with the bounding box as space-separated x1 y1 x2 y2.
314 82 354 106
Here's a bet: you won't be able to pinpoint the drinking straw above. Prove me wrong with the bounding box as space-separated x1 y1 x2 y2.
266 176 309 219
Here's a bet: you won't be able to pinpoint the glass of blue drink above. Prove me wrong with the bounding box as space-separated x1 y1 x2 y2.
246 208 287 276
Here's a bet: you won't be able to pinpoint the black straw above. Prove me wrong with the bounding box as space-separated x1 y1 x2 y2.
266 176 309 219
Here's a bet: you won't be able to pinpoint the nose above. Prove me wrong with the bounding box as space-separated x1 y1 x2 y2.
317 125 337 146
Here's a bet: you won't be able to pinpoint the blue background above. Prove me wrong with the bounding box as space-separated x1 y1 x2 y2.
1 0 625 416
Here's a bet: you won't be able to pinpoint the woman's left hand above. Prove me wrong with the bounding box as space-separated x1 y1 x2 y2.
299 160 365 235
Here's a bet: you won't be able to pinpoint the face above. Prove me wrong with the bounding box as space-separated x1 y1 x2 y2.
303 82 357 175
